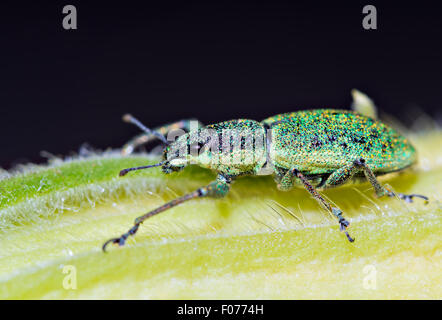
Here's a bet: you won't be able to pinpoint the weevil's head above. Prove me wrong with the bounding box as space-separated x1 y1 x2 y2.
161 132 191 174
161 119 268 176
161 129 213 174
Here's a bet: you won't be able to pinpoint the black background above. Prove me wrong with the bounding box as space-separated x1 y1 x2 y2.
1 1 441 169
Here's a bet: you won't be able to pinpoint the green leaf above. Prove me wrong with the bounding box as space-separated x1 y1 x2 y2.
0 131 441 299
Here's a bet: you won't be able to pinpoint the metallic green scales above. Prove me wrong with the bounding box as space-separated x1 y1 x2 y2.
263 109 416 175
164 110 415 178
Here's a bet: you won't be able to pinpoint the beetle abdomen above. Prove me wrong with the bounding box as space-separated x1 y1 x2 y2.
263 109 416 174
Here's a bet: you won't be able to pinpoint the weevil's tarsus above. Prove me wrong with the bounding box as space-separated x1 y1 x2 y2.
103 174 232 252
122 114 169 146
119 160 168 176
337 214 354 242
388 191 429 204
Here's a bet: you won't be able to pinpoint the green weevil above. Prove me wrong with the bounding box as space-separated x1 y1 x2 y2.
102 104 428 251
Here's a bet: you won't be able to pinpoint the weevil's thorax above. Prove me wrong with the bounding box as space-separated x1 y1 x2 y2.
163 119 268 176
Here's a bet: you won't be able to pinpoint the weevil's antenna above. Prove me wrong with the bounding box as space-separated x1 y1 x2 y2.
119 160 168 176
123 114 169 145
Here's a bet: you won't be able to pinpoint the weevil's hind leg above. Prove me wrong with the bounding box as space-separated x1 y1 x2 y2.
122 119 204 155
323 158 429 204
102 174 232 252
280 168 354 242
352 158 429 203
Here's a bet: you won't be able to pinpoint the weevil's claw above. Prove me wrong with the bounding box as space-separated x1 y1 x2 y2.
102 237 123 252
102 224 140 252
339 217 355 242
102 236 127 252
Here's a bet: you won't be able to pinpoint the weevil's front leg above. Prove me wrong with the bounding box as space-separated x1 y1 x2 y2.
281 168 354 242
122 119 204 155
102 174 231 252
351 158 428 203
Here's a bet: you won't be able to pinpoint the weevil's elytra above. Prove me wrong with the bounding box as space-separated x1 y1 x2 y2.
102 108 429 251
263 109 416 175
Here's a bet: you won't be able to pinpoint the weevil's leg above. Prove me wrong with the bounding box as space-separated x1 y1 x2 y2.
281 168 354 242
102 174 232 252
353 158 429 203
323 158 428 203
122 119 204 155
321 163 361 189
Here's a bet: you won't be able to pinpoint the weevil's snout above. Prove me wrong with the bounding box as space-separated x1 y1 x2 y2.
162 130 215 172
161 140 189 174
161 159 186 174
